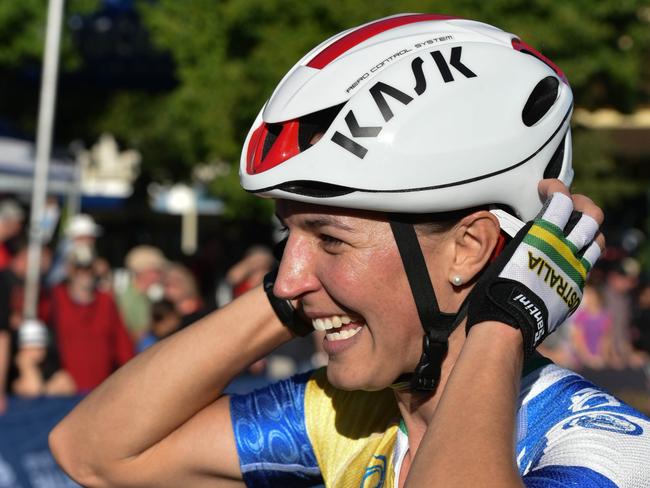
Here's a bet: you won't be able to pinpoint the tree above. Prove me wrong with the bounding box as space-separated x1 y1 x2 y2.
0 0 648 218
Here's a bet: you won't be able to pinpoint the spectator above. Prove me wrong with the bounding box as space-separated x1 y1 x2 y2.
136 300 180 353
225 246 322 381
11 319 75 398
47 213 102 287
603 257 640 368
631 280 650 358
0 238 52 413
569 283 612 370
116 245 167 342
164 263 212 329
0 199 25 270
225 246 275 299
50 244 134 391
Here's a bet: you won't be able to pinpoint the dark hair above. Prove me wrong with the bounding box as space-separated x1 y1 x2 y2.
393 206 491 236
151 299 177 323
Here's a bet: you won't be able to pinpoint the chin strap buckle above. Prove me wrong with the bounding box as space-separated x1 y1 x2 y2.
410 330 449 391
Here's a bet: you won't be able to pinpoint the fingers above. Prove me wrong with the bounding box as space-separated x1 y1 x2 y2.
570 194 604 227
538 179 570 200
565 214 599 249
582 241 602 271
567 194 606 252
539 192 573 229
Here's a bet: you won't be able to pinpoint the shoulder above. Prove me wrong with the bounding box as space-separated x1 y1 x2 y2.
517 363 650 487
229 369 400 487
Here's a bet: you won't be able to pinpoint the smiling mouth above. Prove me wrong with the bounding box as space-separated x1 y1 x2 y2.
312 314 365 342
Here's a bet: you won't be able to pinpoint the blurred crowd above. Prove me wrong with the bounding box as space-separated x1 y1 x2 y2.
0 198 324 415
1 196 649 414
539 253 650 384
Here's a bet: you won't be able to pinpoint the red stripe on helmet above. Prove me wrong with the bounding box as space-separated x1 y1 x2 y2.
246 123 268 174
306 14 456 70
511 38 567 83
246 120 302 175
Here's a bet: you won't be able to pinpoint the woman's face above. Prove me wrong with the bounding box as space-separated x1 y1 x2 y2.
274 200 453 391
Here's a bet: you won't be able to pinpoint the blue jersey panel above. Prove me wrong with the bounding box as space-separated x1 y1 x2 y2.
230 371 323 488
516 366 650 486
523 465 617 487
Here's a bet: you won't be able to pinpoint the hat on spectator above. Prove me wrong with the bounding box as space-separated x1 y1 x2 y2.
66 214 102 238
0 199 25 222
125 245 167 274
18 319 49 348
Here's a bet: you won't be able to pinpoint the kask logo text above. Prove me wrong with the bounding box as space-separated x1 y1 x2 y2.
331 46 477 159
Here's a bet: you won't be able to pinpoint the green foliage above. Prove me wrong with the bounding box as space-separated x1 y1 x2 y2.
0 0 97 68
0 0 648 220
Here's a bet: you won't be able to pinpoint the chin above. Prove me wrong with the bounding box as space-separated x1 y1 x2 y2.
326 362 394 392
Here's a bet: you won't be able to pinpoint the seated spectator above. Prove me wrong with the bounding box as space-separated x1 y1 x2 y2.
116 245 167 341
0 238 52 413
11 319 75 397
164 263 212 329
136 300 181 353
50 245 134 392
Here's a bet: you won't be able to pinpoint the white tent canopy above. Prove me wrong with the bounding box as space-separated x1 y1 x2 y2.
0 136 77 195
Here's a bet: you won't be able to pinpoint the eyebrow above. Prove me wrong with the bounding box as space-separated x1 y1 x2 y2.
304 216 355 232
275 213 355 232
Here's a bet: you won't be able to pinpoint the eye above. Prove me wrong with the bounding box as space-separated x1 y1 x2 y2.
319 233 344 248
273 237 287 260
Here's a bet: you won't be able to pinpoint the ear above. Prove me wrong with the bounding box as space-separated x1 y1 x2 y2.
449 210 500 285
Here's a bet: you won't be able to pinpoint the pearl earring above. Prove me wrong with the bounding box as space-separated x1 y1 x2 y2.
452 275 463 286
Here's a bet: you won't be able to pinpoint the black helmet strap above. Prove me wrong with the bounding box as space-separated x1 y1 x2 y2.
389 219 467 391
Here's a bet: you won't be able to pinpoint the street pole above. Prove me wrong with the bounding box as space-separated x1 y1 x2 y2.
22 0 65 326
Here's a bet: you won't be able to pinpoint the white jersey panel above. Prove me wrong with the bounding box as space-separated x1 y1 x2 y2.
515 364 650 488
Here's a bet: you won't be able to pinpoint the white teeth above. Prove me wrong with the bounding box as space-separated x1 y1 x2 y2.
325 326 362 342
312 314 356 331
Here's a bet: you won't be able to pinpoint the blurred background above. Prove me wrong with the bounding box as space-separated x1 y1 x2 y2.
0 1 649 486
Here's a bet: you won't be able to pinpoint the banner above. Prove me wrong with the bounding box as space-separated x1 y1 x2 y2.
0 396 82 488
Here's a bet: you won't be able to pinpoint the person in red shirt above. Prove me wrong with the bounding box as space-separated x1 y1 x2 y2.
50 244 133 391
0 199 25 271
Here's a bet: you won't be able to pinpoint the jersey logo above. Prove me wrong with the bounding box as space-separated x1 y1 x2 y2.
569 388 620 413
360 455 386 487
563 413 643 436
331 46 477 159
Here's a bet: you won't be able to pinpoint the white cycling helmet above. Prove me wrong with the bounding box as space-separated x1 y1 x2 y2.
240 13 573 223
240 14 574 391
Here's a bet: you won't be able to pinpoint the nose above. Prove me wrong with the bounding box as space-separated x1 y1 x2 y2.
273 234 320 300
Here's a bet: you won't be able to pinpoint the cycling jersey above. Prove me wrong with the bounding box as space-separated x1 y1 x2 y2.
230 363 650 487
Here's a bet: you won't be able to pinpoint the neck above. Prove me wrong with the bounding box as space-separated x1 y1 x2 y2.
393 323 467 457
68 281 95 304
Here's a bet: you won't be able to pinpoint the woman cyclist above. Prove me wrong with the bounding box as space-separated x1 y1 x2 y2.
50 14 649 488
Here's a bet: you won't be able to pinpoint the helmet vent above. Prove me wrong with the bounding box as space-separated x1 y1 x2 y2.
544 133 566 179
297 104 344 151
278 180 354 198
261 123 282 161
522 76 559 127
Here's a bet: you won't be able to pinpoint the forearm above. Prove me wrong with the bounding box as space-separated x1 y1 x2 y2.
50 285 292 466
406 322 524 488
